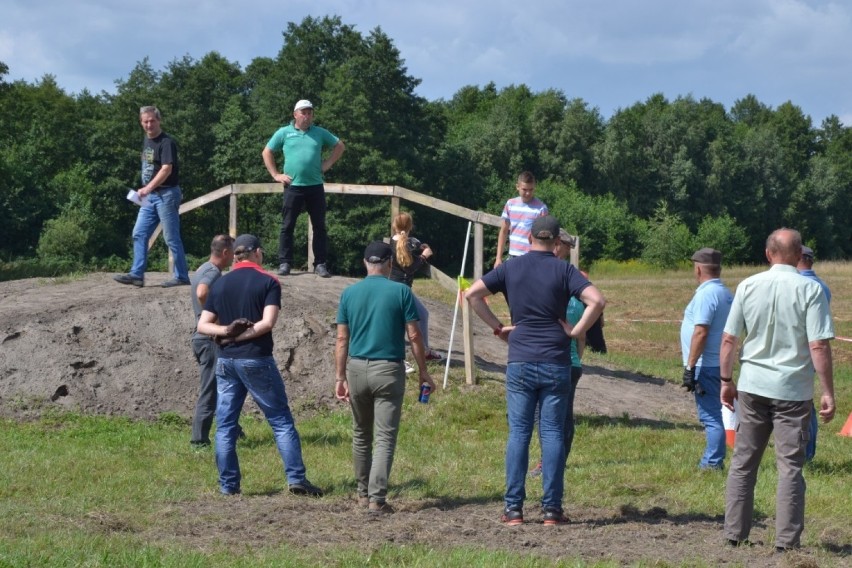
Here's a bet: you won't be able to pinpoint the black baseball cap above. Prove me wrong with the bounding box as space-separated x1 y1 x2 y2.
531 216 560 240
234 234 261 253
364 241 392 263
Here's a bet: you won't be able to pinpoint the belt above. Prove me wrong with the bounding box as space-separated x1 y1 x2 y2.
349 357 402 363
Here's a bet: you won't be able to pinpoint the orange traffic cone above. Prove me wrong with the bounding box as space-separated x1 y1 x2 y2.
838 412 852 438
722 400 739 449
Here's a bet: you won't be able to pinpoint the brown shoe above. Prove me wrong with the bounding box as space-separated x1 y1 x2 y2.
368 501 394 514
357 496 369 507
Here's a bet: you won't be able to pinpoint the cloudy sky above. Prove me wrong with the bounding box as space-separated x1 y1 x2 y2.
2 0 851 124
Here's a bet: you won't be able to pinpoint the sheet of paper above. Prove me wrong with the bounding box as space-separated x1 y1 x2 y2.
126 189 150 207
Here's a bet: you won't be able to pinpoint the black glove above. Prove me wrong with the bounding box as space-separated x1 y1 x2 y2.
681 367 697 392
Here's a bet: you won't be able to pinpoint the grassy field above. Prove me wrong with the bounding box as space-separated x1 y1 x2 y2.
1 262 850 567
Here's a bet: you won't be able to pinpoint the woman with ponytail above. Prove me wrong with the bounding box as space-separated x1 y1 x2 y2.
390 213 443 361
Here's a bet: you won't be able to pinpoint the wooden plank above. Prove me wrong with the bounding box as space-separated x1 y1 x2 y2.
179 186 233 214
428 265 457 293
392 186 503 227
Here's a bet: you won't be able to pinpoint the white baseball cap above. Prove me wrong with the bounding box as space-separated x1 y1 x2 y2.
294 99 313 111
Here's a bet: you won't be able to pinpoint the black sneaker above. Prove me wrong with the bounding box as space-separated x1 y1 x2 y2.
542 507 570 526
500 507 523 526
288 479 324 497
161 278 190 288
314 263 331 278
113 273 144 287
278 263 291 276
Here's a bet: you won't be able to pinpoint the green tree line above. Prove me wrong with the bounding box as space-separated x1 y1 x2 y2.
2 15 851 277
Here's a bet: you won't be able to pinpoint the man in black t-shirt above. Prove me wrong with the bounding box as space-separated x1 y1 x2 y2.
113 105 189 288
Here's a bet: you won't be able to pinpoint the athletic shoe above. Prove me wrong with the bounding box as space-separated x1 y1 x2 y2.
314 263 331 278
542 508 570 526
288 479 324 497
424 349 444 361
368 501 394 514
277 263 291 276
500 507 523 526
113 273 144 287
161 278 190 288
404 361 415 374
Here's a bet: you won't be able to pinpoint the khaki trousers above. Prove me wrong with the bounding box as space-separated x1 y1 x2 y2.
724 391 810 548
346 358 406 503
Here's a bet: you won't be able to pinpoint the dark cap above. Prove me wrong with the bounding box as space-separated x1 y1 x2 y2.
691 247 721 265
558 229 576 247
802 245 814 258
531 216 560 240
364 241 392 263
234 234 261 253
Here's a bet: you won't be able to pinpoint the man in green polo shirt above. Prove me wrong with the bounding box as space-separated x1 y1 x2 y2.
720 228 835 553
334 241 435 514
262 99 345 278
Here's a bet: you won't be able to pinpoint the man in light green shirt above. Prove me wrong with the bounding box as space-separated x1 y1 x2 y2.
720 228 836 553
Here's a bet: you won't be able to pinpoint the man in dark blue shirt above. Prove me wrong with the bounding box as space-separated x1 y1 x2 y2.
466 216 605 526
197 234 323 497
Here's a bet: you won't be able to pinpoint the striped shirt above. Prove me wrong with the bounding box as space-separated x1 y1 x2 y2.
501 197 549 256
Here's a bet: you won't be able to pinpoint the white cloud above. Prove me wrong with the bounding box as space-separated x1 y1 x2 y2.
1 0 850 122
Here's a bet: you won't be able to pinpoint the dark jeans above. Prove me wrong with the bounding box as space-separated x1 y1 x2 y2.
190 337 217 444
534 366 583 462
278 184 327 267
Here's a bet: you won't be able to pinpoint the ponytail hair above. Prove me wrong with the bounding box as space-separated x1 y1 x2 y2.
392 212 414 268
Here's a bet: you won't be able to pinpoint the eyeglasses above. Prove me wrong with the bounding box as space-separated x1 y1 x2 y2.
367 256 389 263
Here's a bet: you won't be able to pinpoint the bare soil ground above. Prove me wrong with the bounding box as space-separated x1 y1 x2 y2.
1 272 846 566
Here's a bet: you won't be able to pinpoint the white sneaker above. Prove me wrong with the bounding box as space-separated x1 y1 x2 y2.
404 361 415 374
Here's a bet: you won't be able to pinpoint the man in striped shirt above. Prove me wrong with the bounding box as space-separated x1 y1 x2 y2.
494 171 549 268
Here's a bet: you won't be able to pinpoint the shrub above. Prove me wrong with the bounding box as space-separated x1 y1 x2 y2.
36 210 89 263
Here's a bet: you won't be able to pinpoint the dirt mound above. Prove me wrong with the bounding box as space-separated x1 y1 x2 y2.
0 271 692 424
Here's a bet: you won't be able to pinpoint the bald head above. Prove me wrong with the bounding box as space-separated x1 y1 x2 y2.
766 228 802 266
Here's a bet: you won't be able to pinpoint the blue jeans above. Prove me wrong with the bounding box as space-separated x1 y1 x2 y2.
412 294 430 350
130 186 189 281
215 356 307 494
805 401 817 461
694 366 726 469
534 366 582 462
505 362 572 511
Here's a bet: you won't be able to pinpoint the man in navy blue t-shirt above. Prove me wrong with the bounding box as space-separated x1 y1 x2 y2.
466 216 605 526
197 234 323 497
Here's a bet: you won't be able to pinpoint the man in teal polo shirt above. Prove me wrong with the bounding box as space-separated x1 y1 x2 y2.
720 228 836 553
262 99 345 278
334 241 435 513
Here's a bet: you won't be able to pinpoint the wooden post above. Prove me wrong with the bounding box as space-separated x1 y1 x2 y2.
462 290 475 384
473 222 484 280
571 236 580 268
390 196 400 237
229 190 237 237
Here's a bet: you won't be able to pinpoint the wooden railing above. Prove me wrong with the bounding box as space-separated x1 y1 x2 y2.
149 183 581 384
